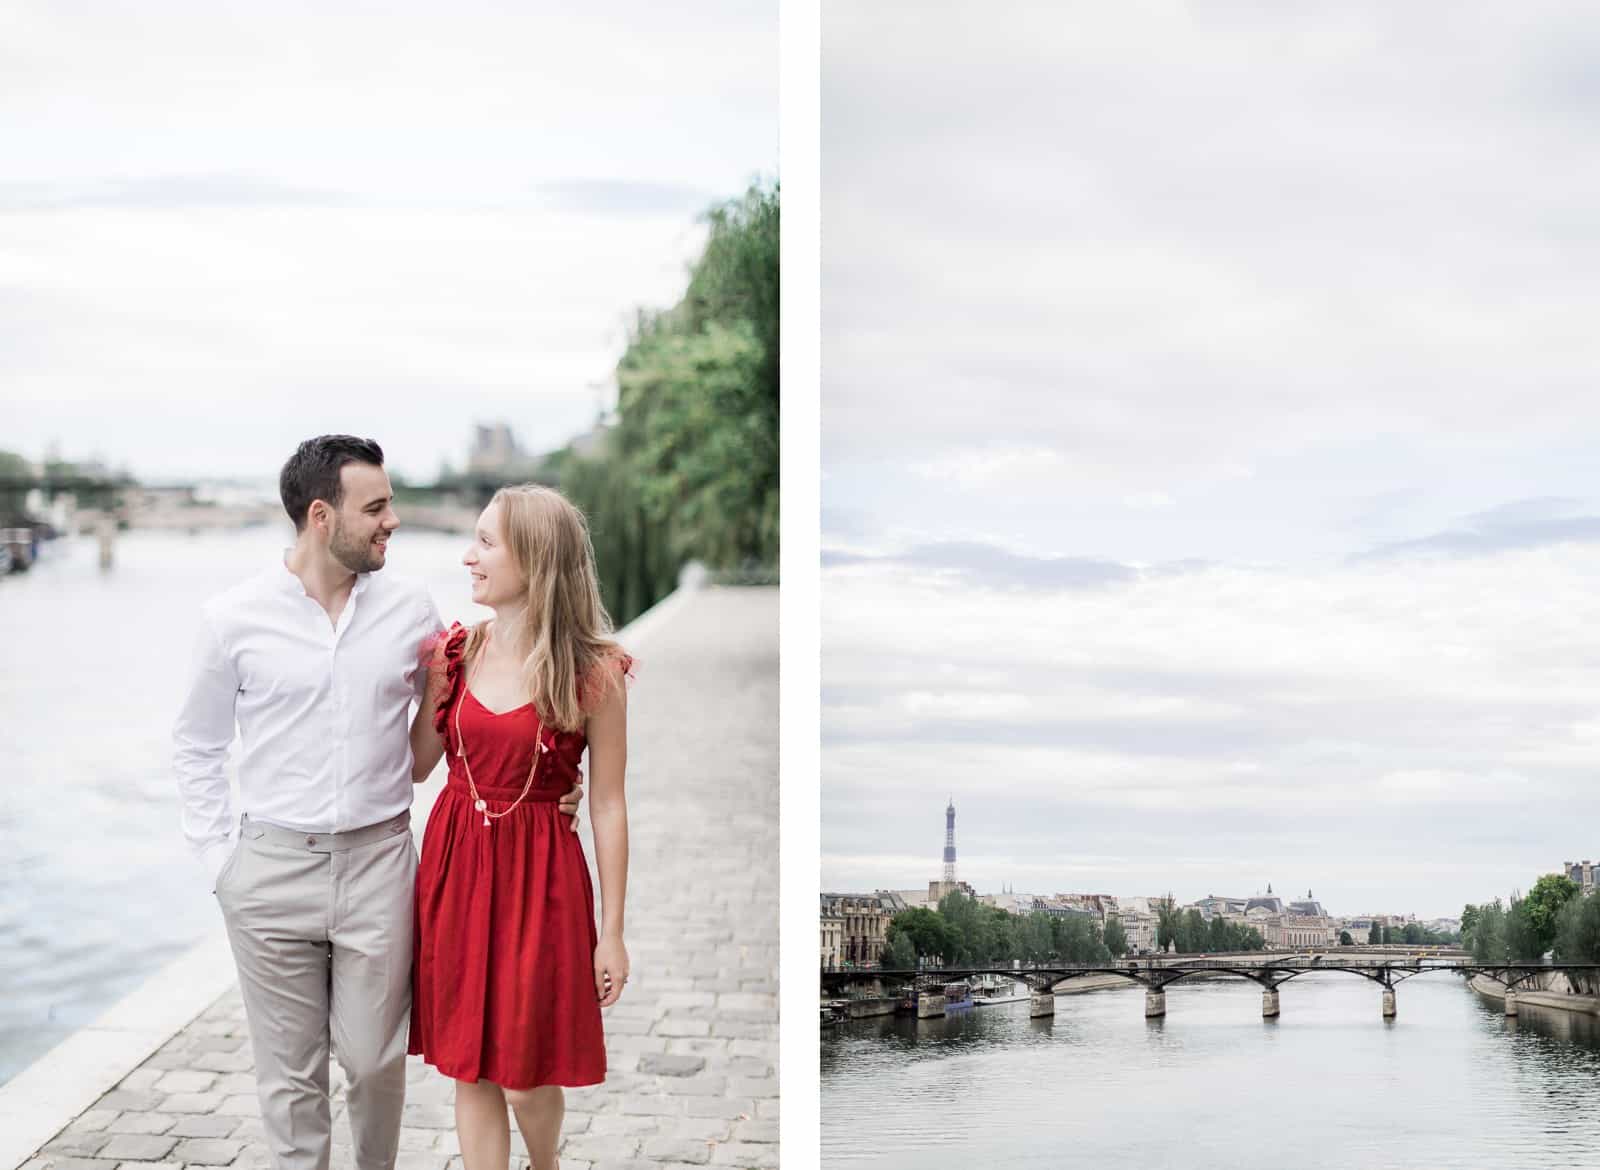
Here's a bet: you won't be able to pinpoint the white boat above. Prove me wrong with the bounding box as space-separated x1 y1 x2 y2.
971 973 1030 1005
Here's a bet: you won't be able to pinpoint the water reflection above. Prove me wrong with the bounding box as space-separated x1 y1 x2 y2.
823 975 1600 1169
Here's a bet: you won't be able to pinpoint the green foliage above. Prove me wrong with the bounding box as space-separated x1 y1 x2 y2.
887 907 954 962
1554 893 1600 964
554 180 779 625
552 445 680 628
887 893 1114 967
1471 898 1508 963
616 317 774 566
1103 916 1129 957
883 931 918 971
1155 895 1180 953
1151 895 1265 955
1469 874 1582 964
1522 874 1580 956
1339 930 1354 946
681 182 779 402
1368 921 1382 945
935 891 1030 965
1503 893 1544 962
1015 910 1055 963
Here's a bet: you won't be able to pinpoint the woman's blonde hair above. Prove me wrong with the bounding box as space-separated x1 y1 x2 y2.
462 484 625 731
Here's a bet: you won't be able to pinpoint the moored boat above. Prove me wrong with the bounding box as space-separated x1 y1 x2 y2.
971 973 1030 1005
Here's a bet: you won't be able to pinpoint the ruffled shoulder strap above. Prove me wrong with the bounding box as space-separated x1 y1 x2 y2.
425 621 472 740
578 645 637 714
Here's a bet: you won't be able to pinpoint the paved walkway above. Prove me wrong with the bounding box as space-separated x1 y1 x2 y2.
18 586 778 1170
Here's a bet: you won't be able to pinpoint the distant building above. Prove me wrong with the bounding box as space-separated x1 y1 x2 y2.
980 891 1040 916
1111 910 1157 953
885 888 932 911
1287 890 1328 919
926 878 977 905
1033 896 1101 923
1196 895 1251 920
1062 893 1119 919
1565 860 1597 895
819 892 897 965
820 897 844 968
465 422 543 479
1245 883 1285 916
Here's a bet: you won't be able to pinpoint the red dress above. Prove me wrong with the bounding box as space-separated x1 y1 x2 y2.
408 622 630 1088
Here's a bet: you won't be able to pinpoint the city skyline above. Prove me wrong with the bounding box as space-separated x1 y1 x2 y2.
837 797 1466 924
823 3 1600 923
7 415 592 488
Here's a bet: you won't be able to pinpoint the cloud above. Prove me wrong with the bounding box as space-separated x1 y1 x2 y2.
0 174 357 212
1356 497 1600 561
823 2 1600 569
822 540 1600 918
824 540 1137 591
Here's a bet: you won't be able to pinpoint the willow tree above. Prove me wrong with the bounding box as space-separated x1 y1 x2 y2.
558 180 779 625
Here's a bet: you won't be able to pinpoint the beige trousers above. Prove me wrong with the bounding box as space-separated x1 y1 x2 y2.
214 811 416 1170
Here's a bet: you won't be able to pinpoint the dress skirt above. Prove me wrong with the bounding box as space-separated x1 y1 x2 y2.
408 775 605 1088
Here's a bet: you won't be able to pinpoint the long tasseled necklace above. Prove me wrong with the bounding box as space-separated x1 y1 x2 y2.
452 634 544 828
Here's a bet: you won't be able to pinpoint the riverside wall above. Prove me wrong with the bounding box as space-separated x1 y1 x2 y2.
1469 971 1600 1016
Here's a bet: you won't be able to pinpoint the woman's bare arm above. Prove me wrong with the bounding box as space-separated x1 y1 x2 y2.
586 665 629 1005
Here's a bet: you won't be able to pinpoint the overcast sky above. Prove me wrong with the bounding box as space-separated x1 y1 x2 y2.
823 2 1600 921
2 2 774 481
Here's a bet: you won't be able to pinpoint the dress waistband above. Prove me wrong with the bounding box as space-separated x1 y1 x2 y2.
240 811 411 852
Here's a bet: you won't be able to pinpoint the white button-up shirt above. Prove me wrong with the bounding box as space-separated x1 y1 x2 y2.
173 556 444 888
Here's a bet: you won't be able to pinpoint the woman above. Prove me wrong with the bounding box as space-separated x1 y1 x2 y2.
408 484 632 1170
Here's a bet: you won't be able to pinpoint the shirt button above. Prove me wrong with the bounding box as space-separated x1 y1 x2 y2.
306 836 317 846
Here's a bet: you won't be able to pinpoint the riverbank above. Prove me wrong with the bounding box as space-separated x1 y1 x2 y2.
1469 973 1600 1017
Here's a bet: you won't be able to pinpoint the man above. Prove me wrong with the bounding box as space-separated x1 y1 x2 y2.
174 435 582 1170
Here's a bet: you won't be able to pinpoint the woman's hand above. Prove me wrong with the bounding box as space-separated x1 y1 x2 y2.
594 934 629 1007
558 767 584 833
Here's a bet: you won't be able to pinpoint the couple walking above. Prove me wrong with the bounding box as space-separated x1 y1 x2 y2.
174 435 632 1170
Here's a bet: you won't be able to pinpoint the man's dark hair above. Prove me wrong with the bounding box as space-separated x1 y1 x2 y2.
279 435 385 532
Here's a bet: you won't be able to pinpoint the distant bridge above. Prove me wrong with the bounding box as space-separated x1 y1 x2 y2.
822 954 1600 1020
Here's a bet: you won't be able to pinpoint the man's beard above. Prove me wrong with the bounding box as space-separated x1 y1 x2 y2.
330 515 385 573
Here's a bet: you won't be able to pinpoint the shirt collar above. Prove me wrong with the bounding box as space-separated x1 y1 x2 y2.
278 549 372 598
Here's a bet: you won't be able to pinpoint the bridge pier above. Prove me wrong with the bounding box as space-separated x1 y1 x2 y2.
1261 987 1280 1018
1029 991 1054 1018
1504 990 1518 1017
1381 989 1396 1018
916 993 946 1019
1145 989 1166 1018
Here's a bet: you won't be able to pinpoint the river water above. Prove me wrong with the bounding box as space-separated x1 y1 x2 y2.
0 526 492 1086
822 975 1600 1168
